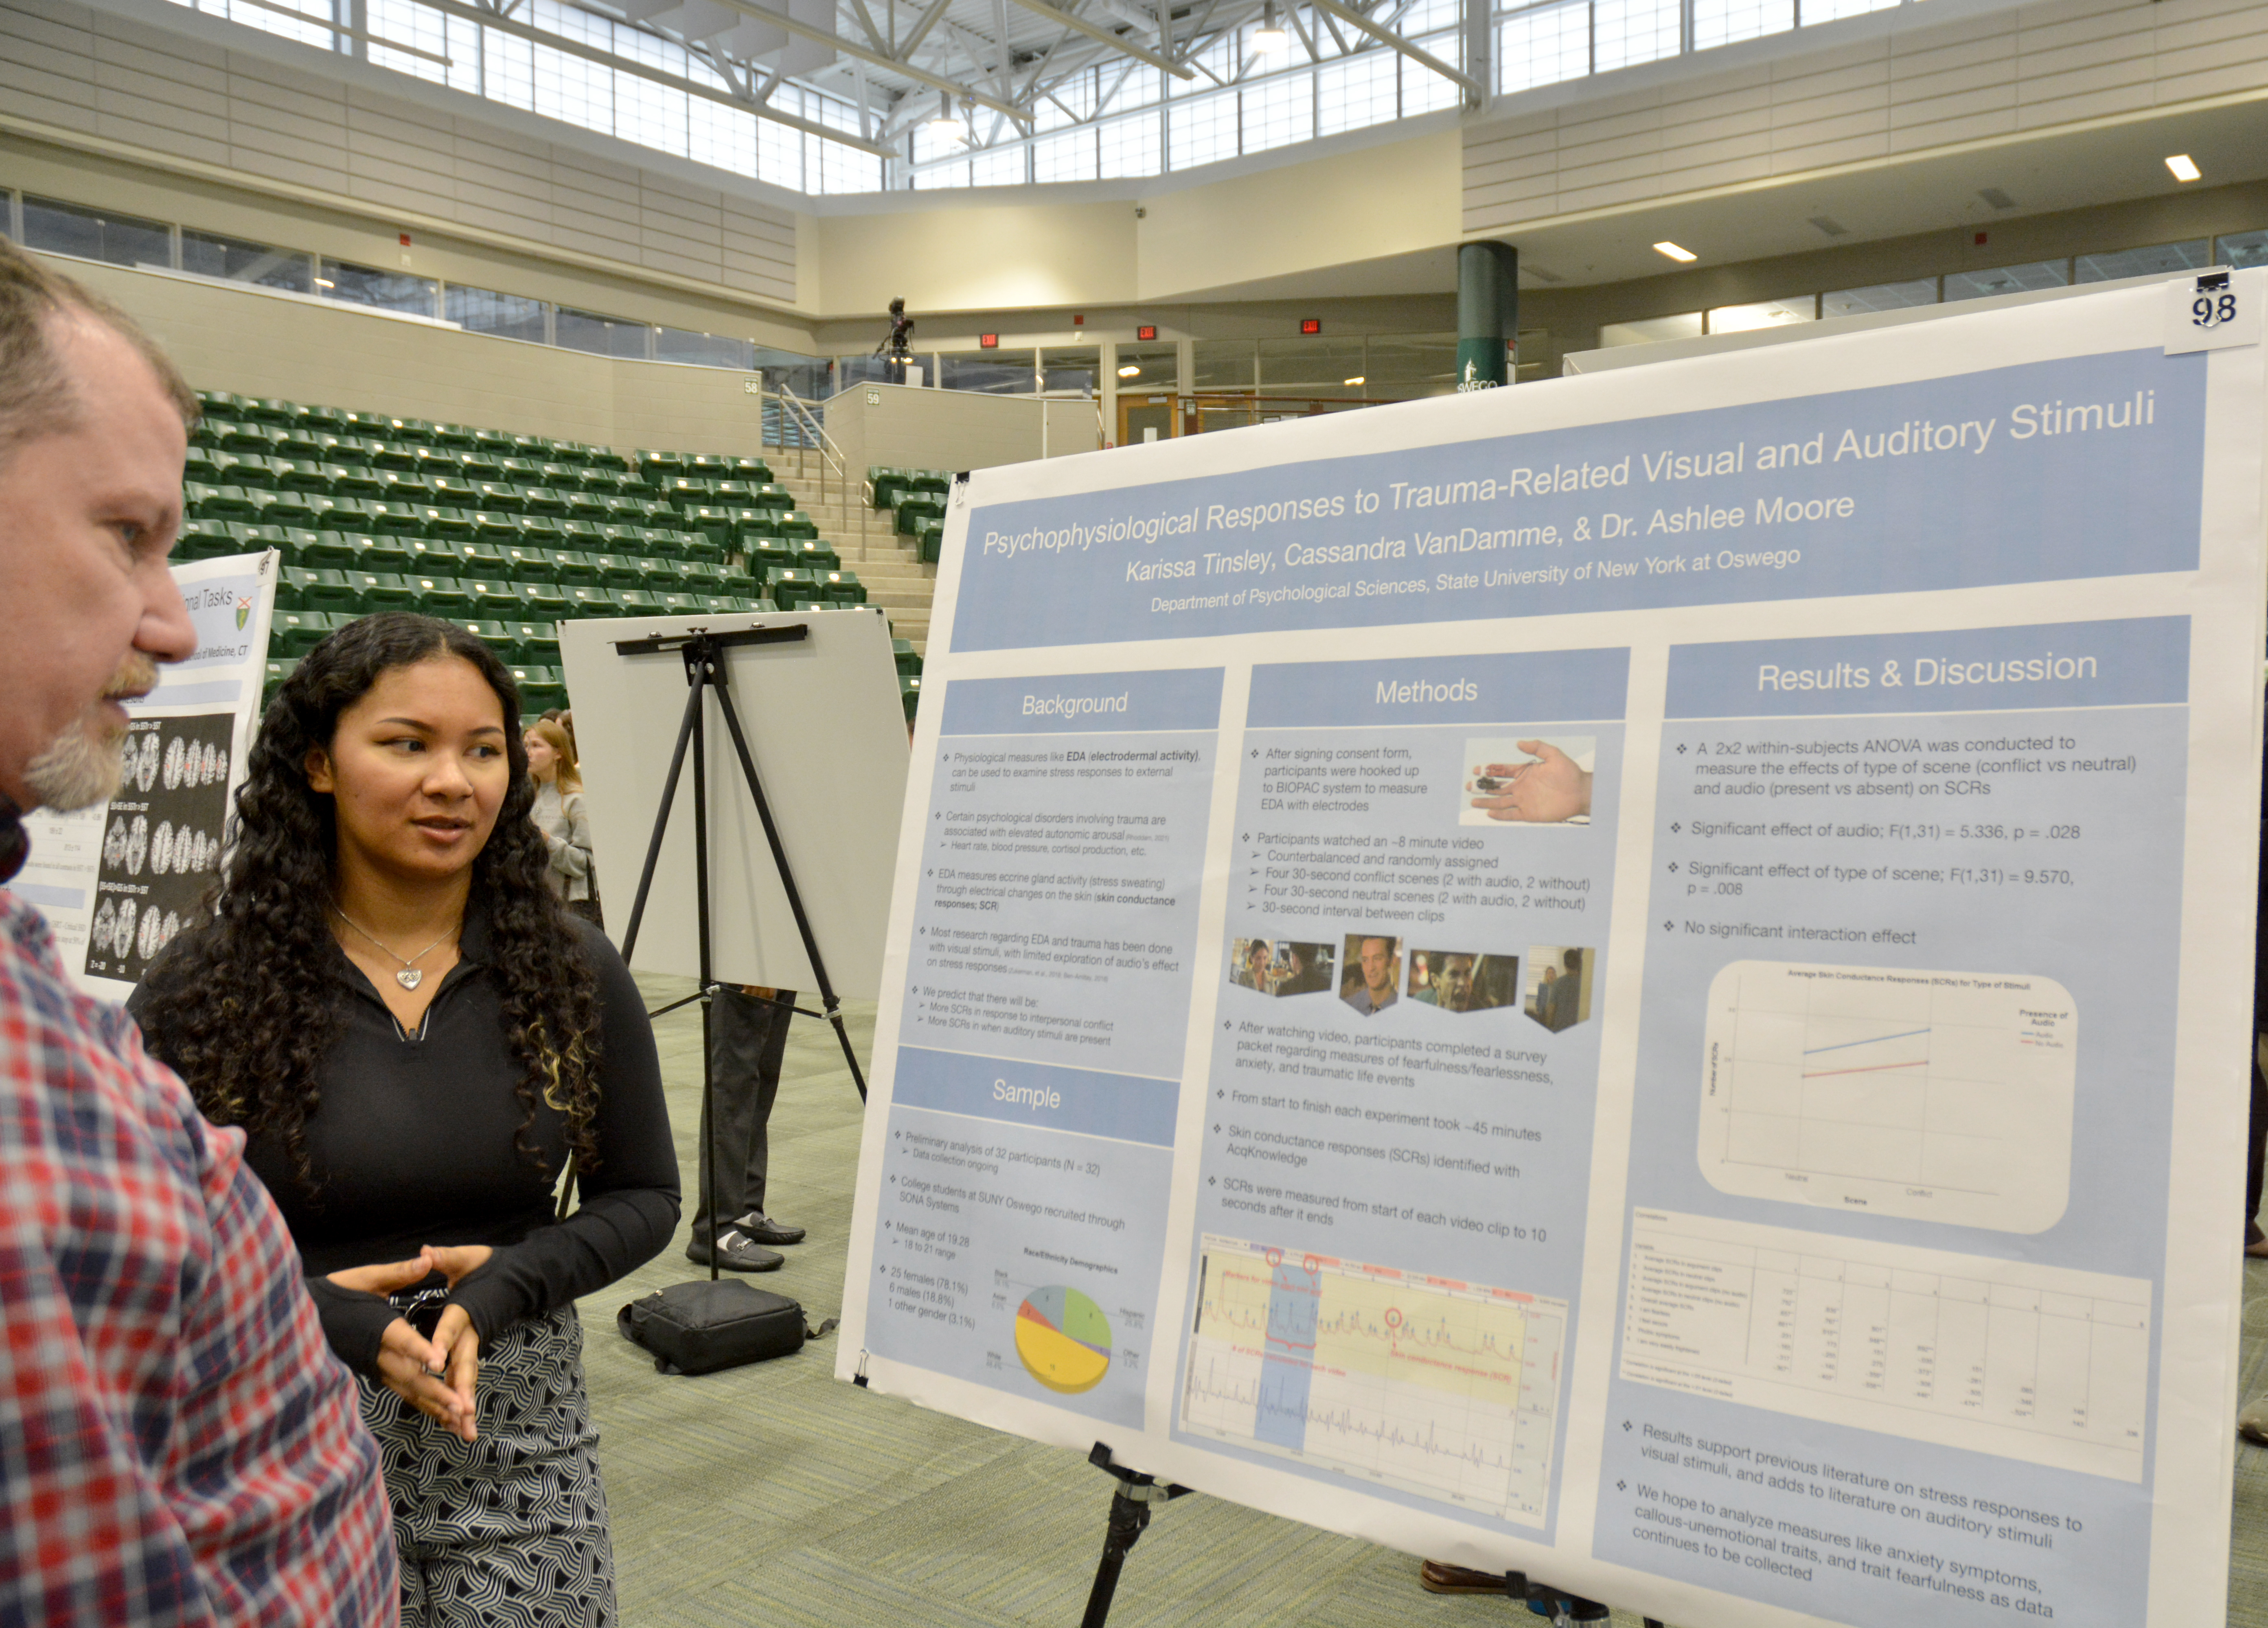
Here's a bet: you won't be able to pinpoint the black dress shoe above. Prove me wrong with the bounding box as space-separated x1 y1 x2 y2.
738 1213 805 1246
685 1230 784 1272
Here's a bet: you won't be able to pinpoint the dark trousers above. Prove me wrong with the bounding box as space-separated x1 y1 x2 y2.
2250 1042 2266 1247
693 985 796 1246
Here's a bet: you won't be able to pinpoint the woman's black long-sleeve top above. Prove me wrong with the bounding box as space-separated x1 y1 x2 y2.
130 904 679 1374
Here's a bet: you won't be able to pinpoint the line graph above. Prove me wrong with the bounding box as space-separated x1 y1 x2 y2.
1697 961 2076 1233
1177 1235 1565 1524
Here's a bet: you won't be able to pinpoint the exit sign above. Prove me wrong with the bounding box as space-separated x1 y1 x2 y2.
1300 318 1321 334
979 333 998 348
1137 324 1157 341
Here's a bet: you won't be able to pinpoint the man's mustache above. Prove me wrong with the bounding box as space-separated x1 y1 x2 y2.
101 654 159 704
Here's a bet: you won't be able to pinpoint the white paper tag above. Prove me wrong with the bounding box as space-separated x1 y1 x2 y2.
2165 270 2261 353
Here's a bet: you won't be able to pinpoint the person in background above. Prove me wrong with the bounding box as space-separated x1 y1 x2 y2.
131 613 679 1625
0 234 396 1623
690 984 807 1271
525 715 598 927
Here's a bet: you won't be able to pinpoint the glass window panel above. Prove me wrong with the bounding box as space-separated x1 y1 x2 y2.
1801 0 1897 21
556 306 650 357
1403 30 1462 114
1041 346 1099 395
1599 312 1703 346
656 328 754 368
1822 280 1938 315
940 351 1035 394
753 347 830 399
213 0 333 53
969 146 1028 187
1400 0 1459 34
1365 333 1457 398
1113 343 1177 389
1708 296 1814 333
820 135 884 195
1100 64 1162 114
2074 240 2211 282
482 26 535 108
1499 2 1589 93
22 196 171 268
531 37 612 135
912 162 972 189
1259 335 1368 396
615 71 689 160
1034 129 1098 184
1097 109 1162 178
318 258 438 316
1593 0 1679 72
1192 340 1256 390
1317 50 1398 135
365 0 480 92
447 285 547 342
2220 230 2268 269
1242 74 1313 153
1169 92 1238 171
1941 260 2069 302
182 230 312 292
688 97 760 179
1693 0 1793 50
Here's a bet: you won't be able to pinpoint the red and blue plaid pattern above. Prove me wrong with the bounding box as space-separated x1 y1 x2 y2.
0 891 396 1626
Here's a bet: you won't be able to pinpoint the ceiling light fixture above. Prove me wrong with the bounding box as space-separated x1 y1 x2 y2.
1254 1 1288 53
1118 364 1142 377
1343 375 1365 386
929 94 965 142
1653 241 1697 263
2166 153 2201 182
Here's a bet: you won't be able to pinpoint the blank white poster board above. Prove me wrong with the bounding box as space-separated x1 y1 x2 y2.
560 606 907 996
837 270 2268 1628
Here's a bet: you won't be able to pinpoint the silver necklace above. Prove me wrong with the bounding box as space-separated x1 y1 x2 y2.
333 907 456 991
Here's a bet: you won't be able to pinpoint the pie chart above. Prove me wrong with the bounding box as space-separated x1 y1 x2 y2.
1015 1286 1112 1395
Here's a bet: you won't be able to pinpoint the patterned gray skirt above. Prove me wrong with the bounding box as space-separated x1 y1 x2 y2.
357 1293 616 1628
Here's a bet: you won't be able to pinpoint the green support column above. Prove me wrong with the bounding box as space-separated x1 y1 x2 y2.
1457 241 1518 391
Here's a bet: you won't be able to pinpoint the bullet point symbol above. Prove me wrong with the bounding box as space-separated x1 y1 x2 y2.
1676 743 1688 755
1666 862 1678 873
1671 822 1681 833
1663 921 1674 932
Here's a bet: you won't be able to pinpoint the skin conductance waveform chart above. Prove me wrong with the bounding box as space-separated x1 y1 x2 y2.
1696 961 2076 1233
1177 1236 1567 1524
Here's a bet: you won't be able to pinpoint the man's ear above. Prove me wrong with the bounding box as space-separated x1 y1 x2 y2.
303 745 335 795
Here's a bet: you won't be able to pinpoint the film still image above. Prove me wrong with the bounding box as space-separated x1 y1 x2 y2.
1525 945 1595 1033
1461 736 1596 826
1408 949 1520 1013
1339 932 1400 1015
1228 938 1337 997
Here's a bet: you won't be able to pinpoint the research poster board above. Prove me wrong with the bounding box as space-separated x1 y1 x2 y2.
838 273 2268 1628
15 550 278 1002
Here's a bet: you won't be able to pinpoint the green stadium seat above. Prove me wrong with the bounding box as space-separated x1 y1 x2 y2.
359 572 423 610
750 484 796 513
460 619 520 661
773 511 817 543
428 475 479 508
195 388 244 417
182 447 227 486
296 530 360 569
820 570 865 605
611 589 662 619
297 570 362 613
502 544 558 582
496 459 539 485
465 578 526 618
559 584 616 619
696 593 756 617
895 496 944 536
263 657 297 700
727 457 772 484
720 566 764 598
599 496 648 524
901 673 921 724
410 575 474 617
589 553 645 590
218 422 283 455
370 441 421 472
513 666 568 713
507 435 554 462
471 429 513 456
456 541 510 578
557 520 604 553
728 509 778 546
636 499 677 524
548 551 599 586
405 537 463 573
769 567 818 609
338 410 392 438
511 621 561 661
680 505 732 547
245 397 302 426
561 489 609 522
678 536 725 565
271 609 342 657
790 538 840 572
364 501 424 537
660 478 711 510
516 581 571 619
668 557 725 592
650 591 701 616
357 534 418 573
421 506 477 543
893 639 922 677
638 451 689 483
515 514 565 549
471 510 519 544
522 486 571 518
709 480 754 507
915 517 944 564
536 463 580 490
459 450 503 482
473 482 525 514
909 473 952 496
583 446 633 475
432 422 477 449
633 527 681 557
276 460 340 494
411 447 467 479
386 417 438 444
333 465 387 499
263 490 335 528
687 455 732 480
193 485 267 520
749 537 795 575
172 518 236 562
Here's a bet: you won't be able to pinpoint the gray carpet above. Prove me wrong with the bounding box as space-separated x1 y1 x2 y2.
584 976 2266 1625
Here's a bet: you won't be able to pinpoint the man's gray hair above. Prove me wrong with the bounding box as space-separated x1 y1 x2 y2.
0 233 197 465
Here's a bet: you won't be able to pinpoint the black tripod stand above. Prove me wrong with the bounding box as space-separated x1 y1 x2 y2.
614 625 868 1280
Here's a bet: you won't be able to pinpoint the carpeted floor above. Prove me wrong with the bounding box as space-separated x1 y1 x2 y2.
584 976 2268 1626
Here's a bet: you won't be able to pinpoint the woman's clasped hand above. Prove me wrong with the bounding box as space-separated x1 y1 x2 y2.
326 1244 495 1442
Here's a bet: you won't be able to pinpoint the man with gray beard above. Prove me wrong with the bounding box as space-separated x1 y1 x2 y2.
0 236 397 1626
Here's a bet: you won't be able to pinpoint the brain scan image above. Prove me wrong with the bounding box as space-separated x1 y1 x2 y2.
161 911 181 952
102 817 127 868
125 815 148 877
214 741 231 785
162 736 184 791
114 899 137 961
151 821 173 876
91 899 116 957
135 905 159 961
134 733 159 793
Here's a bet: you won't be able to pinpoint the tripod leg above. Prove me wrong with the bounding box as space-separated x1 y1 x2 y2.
710 677 870 1101
1078 1488 1150 1628
618 670 705 963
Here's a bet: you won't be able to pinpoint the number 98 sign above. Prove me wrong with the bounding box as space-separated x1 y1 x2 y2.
2167 270 2262 353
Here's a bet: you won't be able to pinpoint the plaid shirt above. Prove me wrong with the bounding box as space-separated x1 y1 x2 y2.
0 848 397 1624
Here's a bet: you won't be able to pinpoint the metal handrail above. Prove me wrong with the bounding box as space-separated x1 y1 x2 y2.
772 383 849 510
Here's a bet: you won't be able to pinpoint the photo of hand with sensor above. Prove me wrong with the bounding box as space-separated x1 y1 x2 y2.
1468 739 1593 823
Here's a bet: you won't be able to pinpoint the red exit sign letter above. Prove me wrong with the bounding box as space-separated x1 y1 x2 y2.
979 333 998 348
1136 324 1157 341
1300 318 1321 334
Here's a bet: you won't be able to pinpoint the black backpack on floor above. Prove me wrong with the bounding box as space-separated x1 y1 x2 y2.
617 1280 837 1376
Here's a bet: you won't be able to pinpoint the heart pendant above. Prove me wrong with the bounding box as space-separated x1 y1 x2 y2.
396 968 423 991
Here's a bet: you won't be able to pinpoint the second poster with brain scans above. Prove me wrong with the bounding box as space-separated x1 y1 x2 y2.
842 274 2267 1628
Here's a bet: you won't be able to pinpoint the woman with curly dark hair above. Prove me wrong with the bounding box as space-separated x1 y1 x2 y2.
130 612 678 1627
